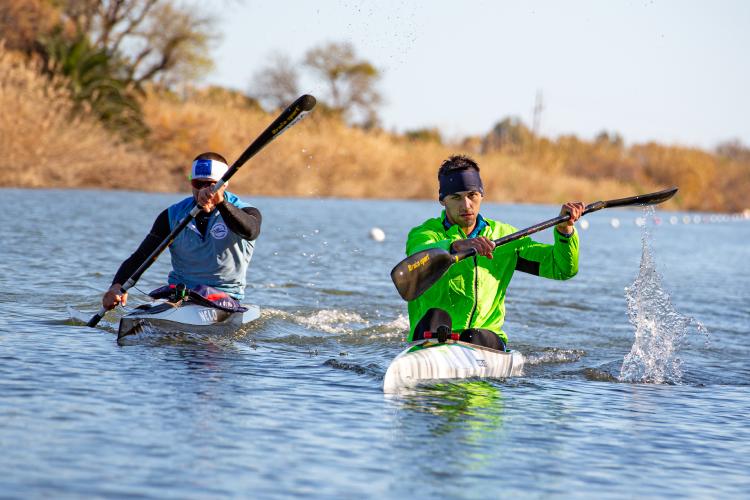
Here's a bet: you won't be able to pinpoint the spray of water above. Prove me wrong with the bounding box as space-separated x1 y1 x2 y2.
618 207 709 384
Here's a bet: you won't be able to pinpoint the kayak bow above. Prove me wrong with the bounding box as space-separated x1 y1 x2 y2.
117 298 260 343
383 340 524 393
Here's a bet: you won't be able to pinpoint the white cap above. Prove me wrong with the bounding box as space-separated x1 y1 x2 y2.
191 158 229 181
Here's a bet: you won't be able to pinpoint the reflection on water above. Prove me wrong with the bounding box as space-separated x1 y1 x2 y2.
620 207 710 383
398 381 504 434
390 381 505 471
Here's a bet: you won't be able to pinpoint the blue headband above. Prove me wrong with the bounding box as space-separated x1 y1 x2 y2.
439 169 484 200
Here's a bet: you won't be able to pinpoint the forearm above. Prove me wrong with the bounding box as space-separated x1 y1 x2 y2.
517 231 579 280
552 229 579 277
218 203 262 240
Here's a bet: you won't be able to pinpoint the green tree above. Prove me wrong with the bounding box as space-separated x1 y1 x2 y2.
42 31 147 137
5 1 217 137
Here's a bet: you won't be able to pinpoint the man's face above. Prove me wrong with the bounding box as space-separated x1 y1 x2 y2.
440 190 483 230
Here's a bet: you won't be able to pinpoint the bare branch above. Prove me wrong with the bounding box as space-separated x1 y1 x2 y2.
108 0 159 54
303 41 382 126
249 52 301 111
53 0 215 86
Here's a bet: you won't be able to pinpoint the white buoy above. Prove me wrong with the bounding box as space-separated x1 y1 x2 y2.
669 216 678 225
635 217 646 227
369 227 386 242
683 215 691 224
579 219 589 230
610 218 620 229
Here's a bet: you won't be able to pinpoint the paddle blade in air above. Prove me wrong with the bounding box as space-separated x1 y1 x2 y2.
390 248 456 301
605 187 678 209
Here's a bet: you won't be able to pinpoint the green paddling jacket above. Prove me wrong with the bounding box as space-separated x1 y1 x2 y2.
406 211 579 343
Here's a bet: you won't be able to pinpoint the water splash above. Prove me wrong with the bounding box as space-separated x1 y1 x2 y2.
619 207 709 384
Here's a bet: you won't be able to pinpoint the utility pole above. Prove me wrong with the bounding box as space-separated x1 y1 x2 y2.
531 90 544 157
532 89 544 137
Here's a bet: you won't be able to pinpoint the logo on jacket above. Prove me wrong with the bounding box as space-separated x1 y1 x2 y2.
210 222 228 240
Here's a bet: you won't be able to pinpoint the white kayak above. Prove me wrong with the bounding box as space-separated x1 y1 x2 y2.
383 340 525 393
117 299 260 342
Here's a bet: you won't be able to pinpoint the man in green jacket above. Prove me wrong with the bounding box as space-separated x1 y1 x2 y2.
406 155 584 351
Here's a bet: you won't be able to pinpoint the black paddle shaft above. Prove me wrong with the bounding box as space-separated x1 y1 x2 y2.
390 187 678 301
490 186 677 251
87 95 317 328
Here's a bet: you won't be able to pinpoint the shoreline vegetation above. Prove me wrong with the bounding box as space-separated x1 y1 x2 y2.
2 46 748 213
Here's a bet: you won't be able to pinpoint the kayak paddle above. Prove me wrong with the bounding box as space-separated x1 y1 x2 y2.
390 186 678 301
87 94 317 327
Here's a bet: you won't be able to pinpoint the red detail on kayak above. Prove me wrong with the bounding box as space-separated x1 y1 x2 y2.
423 331 460 340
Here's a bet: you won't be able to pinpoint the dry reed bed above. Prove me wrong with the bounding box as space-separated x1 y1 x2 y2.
0 47 171 190
3 45 747 212
145 93 636 205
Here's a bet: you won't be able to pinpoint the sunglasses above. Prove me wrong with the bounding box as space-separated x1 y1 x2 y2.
191 179 217 190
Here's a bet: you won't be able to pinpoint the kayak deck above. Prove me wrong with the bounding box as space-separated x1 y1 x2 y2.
117 299 260 342
383 340 524 393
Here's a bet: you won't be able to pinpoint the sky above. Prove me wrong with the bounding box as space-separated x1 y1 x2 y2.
206 0 750 149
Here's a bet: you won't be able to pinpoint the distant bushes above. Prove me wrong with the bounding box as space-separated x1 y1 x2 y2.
479 116 750 212
404 128 442 144
1 43 747 212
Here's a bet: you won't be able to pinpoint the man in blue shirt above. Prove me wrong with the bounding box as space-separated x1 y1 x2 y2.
100 152 261 310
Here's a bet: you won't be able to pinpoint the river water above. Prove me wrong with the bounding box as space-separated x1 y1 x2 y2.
1 188 748 498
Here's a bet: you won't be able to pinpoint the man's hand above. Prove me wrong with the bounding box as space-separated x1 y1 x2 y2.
556 201 585 235
103 283 128 310
451 236 496 259
196 184 227 213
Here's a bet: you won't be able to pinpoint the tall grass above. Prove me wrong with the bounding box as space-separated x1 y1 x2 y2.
0 46 170 190
143 88 635 205
129 89 750 212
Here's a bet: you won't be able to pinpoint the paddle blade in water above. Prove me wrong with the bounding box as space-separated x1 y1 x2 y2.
390 248 458 301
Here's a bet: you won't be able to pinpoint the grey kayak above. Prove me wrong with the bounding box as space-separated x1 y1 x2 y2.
117 299 260 342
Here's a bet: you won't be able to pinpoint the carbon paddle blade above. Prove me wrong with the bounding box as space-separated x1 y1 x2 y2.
604 186 678 209
390 248 458 301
